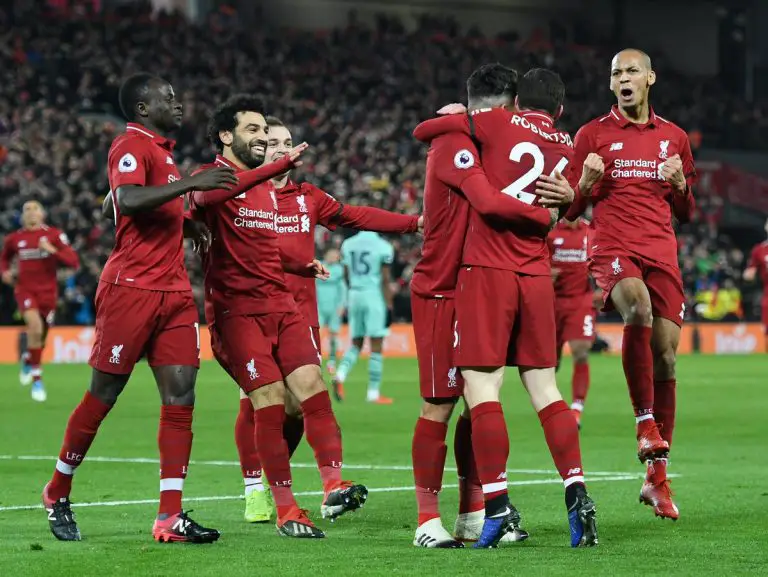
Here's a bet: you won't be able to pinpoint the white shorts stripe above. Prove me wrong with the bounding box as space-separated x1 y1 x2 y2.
481 481 508 494
563 475 585 488
636 414 654 423
55 459 76 476
160 478 184 492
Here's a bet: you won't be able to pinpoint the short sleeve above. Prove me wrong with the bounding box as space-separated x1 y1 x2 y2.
108 138 150 190
431 132 485 190
382 241 395 265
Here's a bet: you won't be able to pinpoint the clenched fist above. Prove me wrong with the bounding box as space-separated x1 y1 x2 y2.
659 154 686 193
579 153 605 195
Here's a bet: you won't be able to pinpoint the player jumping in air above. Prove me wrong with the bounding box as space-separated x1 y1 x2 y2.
1 200 80 402
410 63 571 548
228 115 420 523
190 95 368 538
43 73 239 543
415 68 598 548
566 49 697 520
316 247 347 374
548 218 600 428
743 218 768 352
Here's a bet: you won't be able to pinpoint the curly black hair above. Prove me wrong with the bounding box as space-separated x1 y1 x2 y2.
207 94 267 153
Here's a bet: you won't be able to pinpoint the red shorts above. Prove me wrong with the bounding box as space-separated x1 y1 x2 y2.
411 294 463 399
555 294 597 350
209 322 236 381
15 291 57 325
453 267 557 369
311 326 322 355
215 311 321 393
590 253 685 327
89 282 200 374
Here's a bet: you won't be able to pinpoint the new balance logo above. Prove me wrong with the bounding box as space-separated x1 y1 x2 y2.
497 472 507 480
109 344 123 364
567 468 582 476
166 156 174 165
609 142 623 151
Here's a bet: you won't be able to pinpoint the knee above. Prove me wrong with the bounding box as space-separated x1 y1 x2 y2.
285 390 303 418
250 382 286 410
653 347 676 379
623 300 653 326
89 377 125 406
420 399 456 423
572 349 590 365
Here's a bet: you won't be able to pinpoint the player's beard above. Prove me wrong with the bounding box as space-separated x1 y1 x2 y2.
232 135 266 169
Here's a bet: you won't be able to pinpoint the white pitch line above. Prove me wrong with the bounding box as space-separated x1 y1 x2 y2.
0 475 647 513
0 455 639 477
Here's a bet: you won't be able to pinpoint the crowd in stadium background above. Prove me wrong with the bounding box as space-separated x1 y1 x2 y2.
0 0 766 328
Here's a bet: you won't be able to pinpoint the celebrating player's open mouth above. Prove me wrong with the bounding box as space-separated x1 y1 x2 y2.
619 86 634 104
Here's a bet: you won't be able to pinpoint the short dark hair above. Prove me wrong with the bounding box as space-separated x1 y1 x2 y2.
517 68 565 116
466 63 518 104
207 94 267 153
266 116 284 127
118 73 160 121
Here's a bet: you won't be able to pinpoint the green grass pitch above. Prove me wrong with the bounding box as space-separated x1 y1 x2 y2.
0 355 766 576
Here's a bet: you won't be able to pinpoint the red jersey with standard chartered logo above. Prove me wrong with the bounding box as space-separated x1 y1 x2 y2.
102 123 189 291
548 220 591 299
189 155 296 317
567 106 696 269
276 179 418 326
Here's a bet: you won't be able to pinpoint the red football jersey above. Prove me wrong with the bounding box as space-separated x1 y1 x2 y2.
411 132 477 299
566 106 696 269
102 123 189 291
548 220 591 298
749 241 768 294
189 155 296 317
0 225 79 297
462 108 574 275
276 179 418 326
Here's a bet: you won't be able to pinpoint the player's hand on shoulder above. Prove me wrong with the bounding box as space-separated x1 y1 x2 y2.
659 154 686 193
537 171 575 207
188 166 239 191
309 259 330 280
1 270 14 285
287 142 310 167
436 102 467 115
580 153 605 194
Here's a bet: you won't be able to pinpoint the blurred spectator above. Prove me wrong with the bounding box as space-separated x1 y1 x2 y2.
694 277 743 322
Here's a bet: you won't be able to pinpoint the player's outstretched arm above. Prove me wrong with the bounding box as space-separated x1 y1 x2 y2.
314 185 419 234
191 146 308 207
116 167 239 216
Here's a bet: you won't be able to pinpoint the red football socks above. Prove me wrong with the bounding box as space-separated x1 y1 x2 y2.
283 414 305 458
622 325 655 418
538 400 585 486
48 391 113 501
412 417 448 526
301 391 343 494
235 398 262 481
571 361 590 408
255 404 296 518
470 402 509 502
28 347 43 381
158 405 194 517
454 414 483 514
654 378 677 447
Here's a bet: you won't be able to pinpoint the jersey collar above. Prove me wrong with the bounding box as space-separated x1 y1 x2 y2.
214 154 243 172
520 110 555 127
125 123 176 150
609 105 658 129
275 178 298 194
